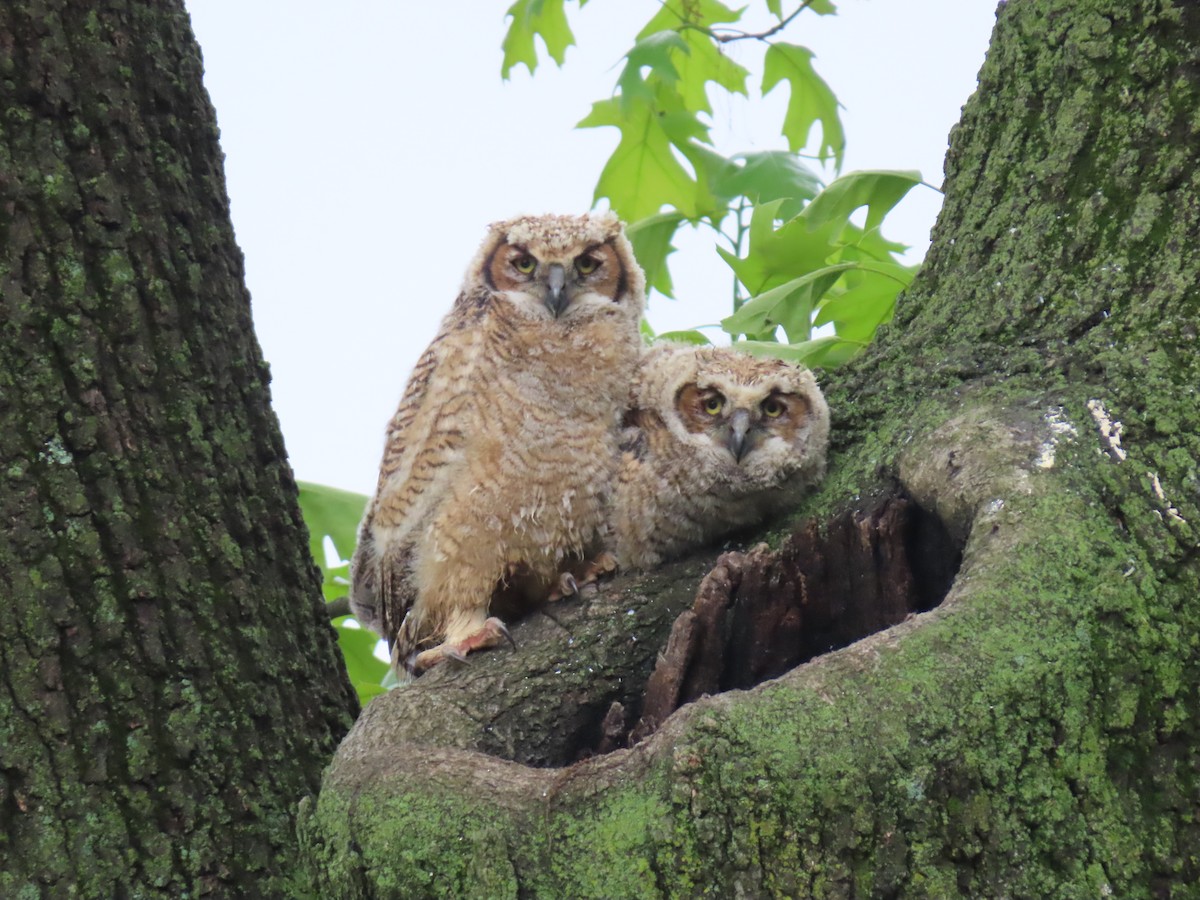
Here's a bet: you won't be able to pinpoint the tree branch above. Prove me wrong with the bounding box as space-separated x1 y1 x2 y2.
337 553 712 767
710 2 815 44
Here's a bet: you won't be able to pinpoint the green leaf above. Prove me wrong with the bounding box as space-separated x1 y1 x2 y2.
720 263 857 343
738 335 865 368
673 28 749 115
716 199 837 295
655 329 712 346
813 260 916 341
617 32 688 104
636 0 744 39
838 221 910 263
332 617 388 705
717 151 822 219
816 282 898 342
762 43 845 167
673 141 737 224
765 0 835 17
579 0 752 226
299 482 388 703
804 169 923 234
626 212 685 298
579 97 700 220
297 481 367 603
501 0 576 79
719 168 919 301
632 0 747 116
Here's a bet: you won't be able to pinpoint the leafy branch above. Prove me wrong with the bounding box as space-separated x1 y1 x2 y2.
502 0 924 367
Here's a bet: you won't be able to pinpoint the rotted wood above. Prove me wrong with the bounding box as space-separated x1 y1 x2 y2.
625 490 961 748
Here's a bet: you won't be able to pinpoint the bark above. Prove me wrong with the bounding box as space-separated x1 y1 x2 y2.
300 0 1200 896
0 2 356 896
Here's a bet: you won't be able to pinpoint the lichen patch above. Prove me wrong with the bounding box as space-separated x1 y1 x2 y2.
1086 398 1127 461
1036 407 1078 469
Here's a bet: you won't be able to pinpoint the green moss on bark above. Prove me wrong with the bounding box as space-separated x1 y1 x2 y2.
304 429 1197 897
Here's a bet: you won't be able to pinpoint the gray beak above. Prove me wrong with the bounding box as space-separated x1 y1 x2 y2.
727 408 751 462
544 263 568 318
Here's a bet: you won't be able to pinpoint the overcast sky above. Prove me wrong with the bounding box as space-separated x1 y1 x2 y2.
184 0 999 497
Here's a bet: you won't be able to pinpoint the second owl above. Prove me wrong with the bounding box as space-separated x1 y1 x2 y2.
350 213 646 673
611 344 830 570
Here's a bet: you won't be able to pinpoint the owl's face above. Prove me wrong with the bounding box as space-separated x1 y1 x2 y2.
634 344 830 487
470 213 644 323
675 379 811 468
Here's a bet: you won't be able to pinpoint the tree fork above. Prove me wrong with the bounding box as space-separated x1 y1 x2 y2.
300 0 1200 895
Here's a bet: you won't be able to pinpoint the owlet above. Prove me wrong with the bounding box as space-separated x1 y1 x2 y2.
611 343 830 570
350 213 646 673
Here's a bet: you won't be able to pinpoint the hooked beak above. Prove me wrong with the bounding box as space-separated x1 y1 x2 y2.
727 408 751 462
543 263 568 318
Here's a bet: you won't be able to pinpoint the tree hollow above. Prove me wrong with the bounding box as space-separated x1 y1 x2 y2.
601 488 964 755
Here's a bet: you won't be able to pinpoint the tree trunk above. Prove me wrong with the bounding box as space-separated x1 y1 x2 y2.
299 0 1200 896
0 2 356 896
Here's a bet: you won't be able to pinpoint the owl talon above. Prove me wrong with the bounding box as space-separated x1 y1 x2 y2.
583 551 619 584
491 617 517 649
594 551 619 574
405 616 514 674
548 572 579 603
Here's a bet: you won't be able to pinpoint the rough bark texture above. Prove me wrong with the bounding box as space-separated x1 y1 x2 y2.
300 0 1200 896
0 2 357 896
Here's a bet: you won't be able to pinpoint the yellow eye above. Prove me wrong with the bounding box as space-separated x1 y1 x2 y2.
762 397 784 418
703 395 724 416
513 255 536 274
575 255 600 275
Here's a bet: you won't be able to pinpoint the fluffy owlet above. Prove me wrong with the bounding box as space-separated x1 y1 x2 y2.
350 213 646 673
611 344 830 570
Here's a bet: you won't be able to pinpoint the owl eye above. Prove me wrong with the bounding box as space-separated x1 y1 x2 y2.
575 255 600 275
513 254 537 274
762 397 785 418
703 395 724 416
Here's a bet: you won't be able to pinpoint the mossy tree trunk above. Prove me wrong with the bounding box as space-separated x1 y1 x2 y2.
300 0 1200 896
0 2 356 896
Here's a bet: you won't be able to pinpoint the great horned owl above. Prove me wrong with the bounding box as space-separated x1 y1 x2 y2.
350 213 646 674
611 344 830 570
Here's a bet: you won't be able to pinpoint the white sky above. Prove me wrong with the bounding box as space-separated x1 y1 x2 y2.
185 0 998 497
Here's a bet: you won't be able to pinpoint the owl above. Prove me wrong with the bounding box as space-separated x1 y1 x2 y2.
349 213 646 674
610 344 830 570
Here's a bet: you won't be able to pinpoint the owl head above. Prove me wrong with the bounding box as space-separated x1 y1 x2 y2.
464 212 646 323
631 344 830 489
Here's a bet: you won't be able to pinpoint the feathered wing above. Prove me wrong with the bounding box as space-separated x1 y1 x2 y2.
346 339 438 635
348 298 487 648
